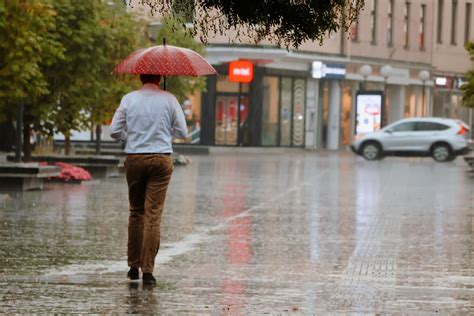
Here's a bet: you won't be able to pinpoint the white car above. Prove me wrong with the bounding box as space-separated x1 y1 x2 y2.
351 117 471 162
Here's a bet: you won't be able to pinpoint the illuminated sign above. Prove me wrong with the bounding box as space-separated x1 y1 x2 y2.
355 91 384 134
312 61 323 78
435 77 447 86
434 76 454 89
228 61 254 83
312 61 346 79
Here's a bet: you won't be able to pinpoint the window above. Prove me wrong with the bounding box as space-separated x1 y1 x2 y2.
451 0 458 45
419 5 426 50
350 20 359 41
437 0 444 43
370 0 377 44
262 77 280 146
415 122 450 131
466 3 472 44
387 0 394 46
404 2 410 49
280 78 292 146
391 122 416 132
350 0 359 41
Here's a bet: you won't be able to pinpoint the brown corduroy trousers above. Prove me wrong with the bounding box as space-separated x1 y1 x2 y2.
124 154 173 273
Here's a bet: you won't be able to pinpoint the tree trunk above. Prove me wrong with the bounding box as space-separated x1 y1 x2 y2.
64 132 71 156
22 119 32 162
14 102 24 162
95 124 102 155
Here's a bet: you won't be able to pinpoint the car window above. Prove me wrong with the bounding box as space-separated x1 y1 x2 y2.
391 122 416 132
416 122 450 131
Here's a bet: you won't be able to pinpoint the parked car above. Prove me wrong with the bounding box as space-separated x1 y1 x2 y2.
351 117 471 162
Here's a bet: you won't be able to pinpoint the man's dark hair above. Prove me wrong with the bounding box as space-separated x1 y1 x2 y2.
140 74 161 85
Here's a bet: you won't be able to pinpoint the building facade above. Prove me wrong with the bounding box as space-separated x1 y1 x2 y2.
141 0 474 149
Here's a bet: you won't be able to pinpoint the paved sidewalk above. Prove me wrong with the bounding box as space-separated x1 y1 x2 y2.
0 152 473 313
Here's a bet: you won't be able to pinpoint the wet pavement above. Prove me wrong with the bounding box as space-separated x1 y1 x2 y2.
0 151 473 314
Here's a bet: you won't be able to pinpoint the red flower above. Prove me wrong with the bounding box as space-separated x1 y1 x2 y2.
41 162 92 181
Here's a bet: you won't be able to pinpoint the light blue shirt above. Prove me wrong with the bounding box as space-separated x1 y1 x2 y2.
110 83 188 154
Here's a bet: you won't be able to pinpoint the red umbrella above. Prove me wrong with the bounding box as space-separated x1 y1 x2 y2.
113 44 217 76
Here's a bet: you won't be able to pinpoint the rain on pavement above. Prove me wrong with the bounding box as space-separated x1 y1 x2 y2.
0 151 472 314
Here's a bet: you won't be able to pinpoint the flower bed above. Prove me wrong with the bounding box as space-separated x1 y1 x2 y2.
40 162 92 182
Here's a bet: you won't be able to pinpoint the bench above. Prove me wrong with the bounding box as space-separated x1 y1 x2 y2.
0 163 61 191
7 155 121 178
53 140 210 156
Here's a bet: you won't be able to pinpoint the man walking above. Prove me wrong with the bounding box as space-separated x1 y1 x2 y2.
110 74 187 284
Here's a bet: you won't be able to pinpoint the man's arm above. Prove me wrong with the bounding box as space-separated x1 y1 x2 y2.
171 99 188 139
110 101 127 142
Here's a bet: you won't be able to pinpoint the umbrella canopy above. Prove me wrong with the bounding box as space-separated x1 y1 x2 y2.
113 44 217 76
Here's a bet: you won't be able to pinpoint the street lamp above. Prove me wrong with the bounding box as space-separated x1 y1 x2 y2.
358 65 372 90
418 70 430 117
380 65 393 127
380 65 393 79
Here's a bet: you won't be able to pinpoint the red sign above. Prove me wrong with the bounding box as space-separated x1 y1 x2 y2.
228 61 254 83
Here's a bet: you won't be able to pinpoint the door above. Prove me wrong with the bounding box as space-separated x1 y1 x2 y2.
215 95 238 145
384 121 417 151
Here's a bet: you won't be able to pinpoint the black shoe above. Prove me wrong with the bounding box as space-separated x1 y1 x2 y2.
127 267 139 280
142 273 156 284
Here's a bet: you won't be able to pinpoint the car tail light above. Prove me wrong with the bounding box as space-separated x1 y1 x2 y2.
457 124 468 135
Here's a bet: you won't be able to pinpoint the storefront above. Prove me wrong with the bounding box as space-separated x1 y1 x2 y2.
432 75 473 132
195 64 308 147
176 50 435 149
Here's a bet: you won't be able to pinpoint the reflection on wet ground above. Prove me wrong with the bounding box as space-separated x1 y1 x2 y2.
0 152 473 313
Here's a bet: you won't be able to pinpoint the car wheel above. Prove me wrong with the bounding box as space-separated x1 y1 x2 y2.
446 154 457 161
431 143 452 162
361 142 382 161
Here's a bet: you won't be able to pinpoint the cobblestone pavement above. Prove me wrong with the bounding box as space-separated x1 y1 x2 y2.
0 152 473 314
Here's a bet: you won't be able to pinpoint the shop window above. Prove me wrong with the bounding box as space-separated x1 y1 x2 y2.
292 79 305 146
341 85 353 145
280 78 293 146
404 86 422 118
173 90 202 144
216 75 249 93
262 77 280 146
321 81 330 148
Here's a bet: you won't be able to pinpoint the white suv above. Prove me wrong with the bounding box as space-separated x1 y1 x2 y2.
351 117 471 162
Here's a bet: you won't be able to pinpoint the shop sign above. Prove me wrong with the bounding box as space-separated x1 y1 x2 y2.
434 76 454 89
355 91 384 134
228 61 254 83
312 61 346 80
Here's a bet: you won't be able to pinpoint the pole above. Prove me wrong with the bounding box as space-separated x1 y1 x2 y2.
15 101 24 162
421 82 425 117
